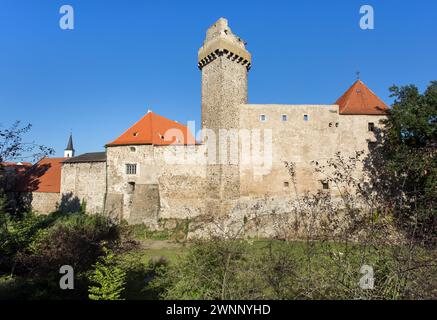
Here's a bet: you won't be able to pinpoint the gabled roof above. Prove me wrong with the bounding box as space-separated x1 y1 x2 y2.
63 152 106 163
335 80 389 115
17 158 66 193
106 112 196 147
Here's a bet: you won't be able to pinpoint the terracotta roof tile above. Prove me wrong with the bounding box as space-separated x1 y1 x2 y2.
17 158 66 193
335 80 389 115
106 112 196 147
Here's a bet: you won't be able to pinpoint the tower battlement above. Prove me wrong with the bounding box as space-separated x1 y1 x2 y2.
198 18 251 71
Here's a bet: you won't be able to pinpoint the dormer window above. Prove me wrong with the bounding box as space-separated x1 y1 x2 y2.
133 132 139 137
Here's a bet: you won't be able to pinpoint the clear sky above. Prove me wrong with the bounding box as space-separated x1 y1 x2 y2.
1 0 436 159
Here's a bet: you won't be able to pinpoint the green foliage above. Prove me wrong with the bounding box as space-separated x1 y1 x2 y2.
80 199 87 214
150 239 249 300
370 81 436 241
148 239 436 300
88 248 126 300
124 220 191 242
0 211 121 299
0 211 48 258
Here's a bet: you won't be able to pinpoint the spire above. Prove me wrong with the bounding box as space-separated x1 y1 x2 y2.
66 133 74 150
64 133 75 158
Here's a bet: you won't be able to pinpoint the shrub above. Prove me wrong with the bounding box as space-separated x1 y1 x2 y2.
88 248 126 300
13 212 121 299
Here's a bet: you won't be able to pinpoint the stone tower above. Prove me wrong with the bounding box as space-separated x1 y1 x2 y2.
64 133 75 158
198 18 251 215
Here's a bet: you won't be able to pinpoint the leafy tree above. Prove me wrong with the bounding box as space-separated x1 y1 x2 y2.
369 81 436 242
0 121 54 164
88 248 126 300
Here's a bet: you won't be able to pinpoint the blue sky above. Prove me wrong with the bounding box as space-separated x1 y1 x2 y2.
1 0 436 159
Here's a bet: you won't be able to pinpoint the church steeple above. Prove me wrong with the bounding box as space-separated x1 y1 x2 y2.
64 133 75 158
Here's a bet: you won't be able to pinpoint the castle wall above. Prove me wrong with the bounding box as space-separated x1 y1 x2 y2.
60 161 106 214
30 192 60 214
105 145 208 224
238 104 386 197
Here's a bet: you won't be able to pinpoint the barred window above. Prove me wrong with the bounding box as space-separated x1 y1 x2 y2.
126 163 137 175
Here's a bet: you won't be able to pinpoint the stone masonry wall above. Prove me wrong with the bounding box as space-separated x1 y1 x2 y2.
31 192 60 214
60 161 106 214
105 145 208 224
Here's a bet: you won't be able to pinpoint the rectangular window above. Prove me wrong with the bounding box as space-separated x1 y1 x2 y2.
126 163 137 175
284 181 289 187
259 114 267 122
368 122 375 132
281 114 288 121
304 114 309 121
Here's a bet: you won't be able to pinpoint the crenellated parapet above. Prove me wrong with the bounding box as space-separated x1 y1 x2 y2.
198 47 251 71
198 18 251 71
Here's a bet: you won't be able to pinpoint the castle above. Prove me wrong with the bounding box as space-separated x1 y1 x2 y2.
12 18 389 228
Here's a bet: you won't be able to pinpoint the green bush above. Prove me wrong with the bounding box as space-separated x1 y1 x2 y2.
10 212 121 299
88 248 126 300
148 239 437 300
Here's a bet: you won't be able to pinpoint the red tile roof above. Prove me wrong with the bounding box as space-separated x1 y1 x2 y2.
1 162 32 167
106 112 196 147
335 80 389 115
17 158 66 193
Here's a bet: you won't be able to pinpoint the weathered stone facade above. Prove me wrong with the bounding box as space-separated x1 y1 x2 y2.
60 161 106 214
56 18 388 234
29 192 60 214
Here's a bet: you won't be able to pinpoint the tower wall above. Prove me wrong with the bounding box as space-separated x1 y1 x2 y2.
199 18 251 215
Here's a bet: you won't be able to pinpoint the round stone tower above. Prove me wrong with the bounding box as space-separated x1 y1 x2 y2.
198 18 251 216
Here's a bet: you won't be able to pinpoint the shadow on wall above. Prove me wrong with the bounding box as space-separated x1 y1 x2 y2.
58 192 81 213
1 162 50 214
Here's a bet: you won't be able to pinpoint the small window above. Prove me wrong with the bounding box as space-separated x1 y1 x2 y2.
281 114 288 121
329 122 332 127
133 132 139 137
304 114 309 121
368 122 375 132
259 114 267 122
130 147 136 152
284 181 289 187
322 181 329 190
127 182 135 193
126 164 137 175
335 122 339 127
